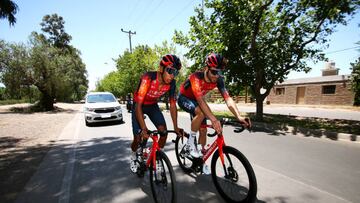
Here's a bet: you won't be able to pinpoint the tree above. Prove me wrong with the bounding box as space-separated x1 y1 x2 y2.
29 14 88 109
0 40 32 99
0 0 18 26
0 14 88 110
40 14 72 50
174 0 359 120
350 57 360 106
97 41 188 102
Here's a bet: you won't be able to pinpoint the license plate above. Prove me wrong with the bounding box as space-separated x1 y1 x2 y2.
101 114 111 118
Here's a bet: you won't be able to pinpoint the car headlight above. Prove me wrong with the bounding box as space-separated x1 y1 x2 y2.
114 106 121 111
85 107 95 112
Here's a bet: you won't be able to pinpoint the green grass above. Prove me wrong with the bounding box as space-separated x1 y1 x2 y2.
212 111 360 135
0 99 29 105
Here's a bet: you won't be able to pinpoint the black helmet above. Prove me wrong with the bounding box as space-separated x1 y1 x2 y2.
206 53 227 70
160 54 182 70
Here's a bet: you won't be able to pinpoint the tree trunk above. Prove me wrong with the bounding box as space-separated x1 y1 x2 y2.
255 95 264 121
245 86 248 103
40 91 54 111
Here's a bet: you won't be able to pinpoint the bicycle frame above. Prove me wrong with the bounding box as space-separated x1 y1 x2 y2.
201 124 226 165
144 130 177 171
145 134 160 171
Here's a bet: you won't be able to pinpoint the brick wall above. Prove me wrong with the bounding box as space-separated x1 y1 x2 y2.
268 82 354 105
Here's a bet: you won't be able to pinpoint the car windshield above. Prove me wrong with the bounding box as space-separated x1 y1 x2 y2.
87 94 116 103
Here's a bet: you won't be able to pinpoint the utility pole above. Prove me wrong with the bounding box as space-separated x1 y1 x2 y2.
121 28 136 53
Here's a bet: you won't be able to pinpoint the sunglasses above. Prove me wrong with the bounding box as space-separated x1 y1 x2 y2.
165 67 179 76
209 68 223 76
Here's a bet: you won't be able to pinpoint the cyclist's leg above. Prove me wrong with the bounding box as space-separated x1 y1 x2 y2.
178 94 204 157
178 94 205 131
131 103 143 152
191 105 206 134
198 120 207 149
146 104 168 148
190 112 207 148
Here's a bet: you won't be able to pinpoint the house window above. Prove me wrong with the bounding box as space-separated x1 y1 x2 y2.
275 88 285 95
322 85 336 94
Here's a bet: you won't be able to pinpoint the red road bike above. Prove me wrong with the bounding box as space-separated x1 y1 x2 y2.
173 119 257 203
130 130 178 203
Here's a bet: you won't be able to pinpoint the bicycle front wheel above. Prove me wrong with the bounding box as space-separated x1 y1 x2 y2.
149 150 177 203
174 135 193 173
211 146 257 203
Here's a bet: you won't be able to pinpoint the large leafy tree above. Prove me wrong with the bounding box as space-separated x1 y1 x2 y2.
174 0 359 120
0 0 18 26
0 40 31 99
0 14 88 110
27 14 88 110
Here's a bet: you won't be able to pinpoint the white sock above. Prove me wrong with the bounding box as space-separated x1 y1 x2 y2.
188 131 197 145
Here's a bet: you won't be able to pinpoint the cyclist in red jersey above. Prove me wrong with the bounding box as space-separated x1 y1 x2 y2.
178 53 251 171
131 54 183 159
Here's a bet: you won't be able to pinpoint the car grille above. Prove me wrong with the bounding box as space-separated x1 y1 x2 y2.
94 108 115 113
94 116 118 120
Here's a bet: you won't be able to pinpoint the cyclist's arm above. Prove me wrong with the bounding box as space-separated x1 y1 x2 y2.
169 101 179 130
169 80 179 131
135 78 151 131
225 98 251 128
219 79 250 128
225 97 244 120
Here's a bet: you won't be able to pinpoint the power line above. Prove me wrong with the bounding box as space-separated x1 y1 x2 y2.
324 46 360 54
136 0 164 30
127 0 141 22
150 0 197 41
132 0 155 27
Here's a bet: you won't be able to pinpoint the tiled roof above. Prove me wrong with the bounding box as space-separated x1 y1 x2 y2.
276 75 351 86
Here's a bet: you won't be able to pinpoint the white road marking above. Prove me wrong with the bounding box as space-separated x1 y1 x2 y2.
59 113 81 203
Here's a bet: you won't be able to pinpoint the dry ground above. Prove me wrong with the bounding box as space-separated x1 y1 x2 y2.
0 103 82 203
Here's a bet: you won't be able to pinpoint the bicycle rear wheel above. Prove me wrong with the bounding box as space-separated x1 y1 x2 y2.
149 150 177 203
211 146 257 203
174 135 193 173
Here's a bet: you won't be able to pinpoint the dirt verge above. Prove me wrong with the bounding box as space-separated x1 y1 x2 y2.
0 103 82 203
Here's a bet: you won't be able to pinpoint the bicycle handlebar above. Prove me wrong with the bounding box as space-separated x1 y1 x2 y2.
146 130 178 135
140 130 179 147
207 118 247 137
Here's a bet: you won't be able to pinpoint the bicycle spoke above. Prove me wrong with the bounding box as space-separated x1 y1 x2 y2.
211 146 257 203
150 151 176 203
175 135 194 173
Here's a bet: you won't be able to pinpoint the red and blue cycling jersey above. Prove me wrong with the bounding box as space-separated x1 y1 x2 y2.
179 71 230 100
134 71 176 105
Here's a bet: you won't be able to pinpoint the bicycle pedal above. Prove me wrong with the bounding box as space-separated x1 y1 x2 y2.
130 160 140 174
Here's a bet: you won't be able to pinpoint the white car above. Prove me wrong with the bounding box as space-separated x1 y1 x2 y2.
84 92 123 126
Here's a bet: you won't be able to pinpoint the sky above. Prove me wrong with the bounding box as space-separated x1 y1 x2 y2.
0 0 359 91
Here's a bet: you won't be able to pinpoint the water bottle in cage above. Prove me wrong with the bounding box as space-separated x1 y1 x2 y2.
143 147 150 159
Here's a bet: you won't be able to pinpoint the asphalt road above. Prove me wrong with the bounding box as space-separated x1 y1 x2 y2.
15 107 360 203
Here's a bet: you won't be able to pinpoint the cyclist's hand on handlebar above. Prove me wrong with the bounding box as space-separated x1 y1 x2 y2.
175 127 184 137
238 117 251 129
140 128 149 139
211 119 222 134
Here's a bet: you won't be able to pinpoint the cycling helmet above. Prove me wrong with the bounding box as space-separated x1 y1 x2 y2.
160 54 182 70
206 53 227 69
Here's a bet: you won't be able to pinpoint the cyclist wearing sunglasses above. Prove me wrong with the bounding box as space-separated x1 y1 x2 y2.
178 53 251 168
130 54 183 160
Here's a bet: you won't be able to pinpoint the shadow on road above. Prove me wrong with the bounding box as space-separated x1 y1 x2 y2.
1 133 274 203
